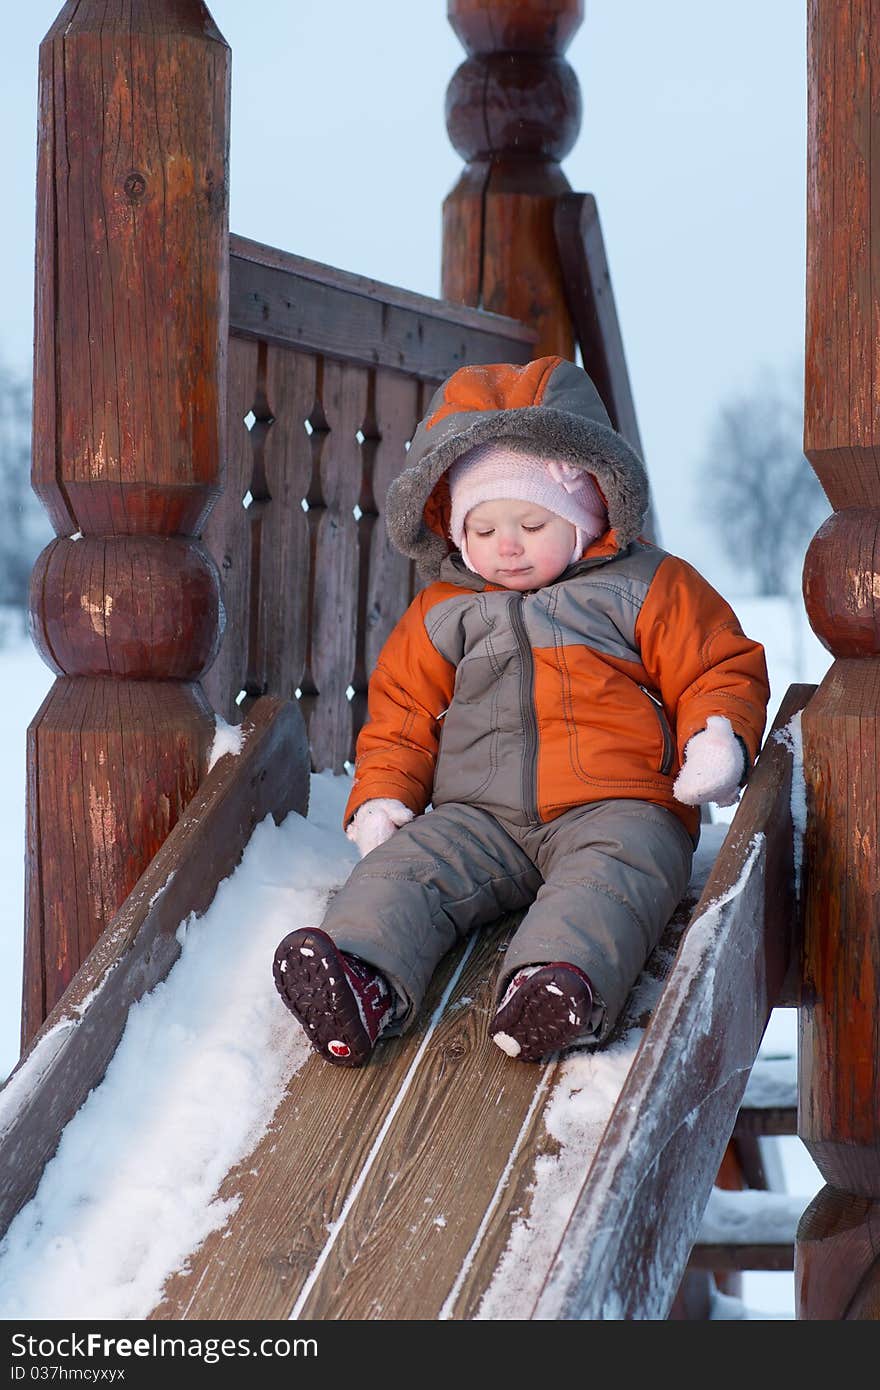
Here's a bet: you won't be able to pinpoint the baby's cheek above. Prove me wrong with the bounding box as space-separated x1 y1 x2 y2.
532 531 572 572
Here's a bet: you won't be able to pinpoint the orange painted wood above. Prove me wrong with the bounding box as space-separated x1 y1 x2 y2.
442 0 583 357
5 698 308 1241
24 0 231 1048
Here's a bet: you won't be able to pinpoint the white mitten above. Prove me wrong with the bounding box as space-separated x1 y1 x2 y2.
345 797 414 857
673 715 746 807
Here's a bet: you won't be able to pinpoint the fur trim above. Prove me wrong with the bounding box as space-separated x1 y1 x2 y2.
385 396 649 583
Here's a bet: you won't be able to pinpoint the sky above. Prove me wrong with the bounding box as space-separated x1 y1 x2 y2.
0 0 808 591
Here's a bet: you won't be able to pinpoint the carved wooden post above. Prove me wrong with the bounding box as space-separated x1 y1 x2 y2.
23 1 230 1048
795 0 880 1320
442 0 583 357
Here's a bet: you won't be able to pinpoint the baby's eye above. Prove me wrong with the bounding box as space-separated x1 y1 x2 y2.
522 523 545 533
474 529 494 538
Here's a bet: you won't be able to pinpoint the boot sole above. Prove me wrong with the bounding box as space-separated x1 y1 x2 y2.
273 928 373 1067
491 967 593 1063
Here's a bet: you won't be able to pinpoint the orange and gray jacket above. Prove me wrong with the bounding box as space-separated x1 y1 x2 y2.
344 357 770 839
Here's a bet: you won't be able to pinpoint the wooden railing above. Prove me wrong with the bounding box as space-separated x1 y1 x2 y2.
206 236 536 768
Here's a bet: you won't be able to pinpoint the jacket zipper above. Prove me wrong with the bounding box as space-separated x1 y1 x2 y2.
509 595 539 821
640 685 674 775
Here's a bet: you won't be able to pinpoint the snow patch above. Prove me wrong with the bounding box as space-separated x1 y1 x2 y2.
207 715 246 772
0 1020 75 1139
772 710 806 899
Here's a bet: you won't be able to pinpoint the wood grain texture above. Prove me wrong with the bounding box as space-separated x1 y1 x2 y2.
805 0 880 506
142 822 700 1319
30 536 223 680
4 697 308 1240
796 1186 880 1318
23 679 214 1046
295 922 559 1321
25 0 231 1045
150 921 520 1320
798 659 880 1193
532 684 812 1320
797 0 880 1321
229 236 535 379
802 508 880 657
300 360 365 771
553 192 657 542
32 0 229 538
249 347 314 705
202 334 260 721
351 369 421 751
441 0 582 357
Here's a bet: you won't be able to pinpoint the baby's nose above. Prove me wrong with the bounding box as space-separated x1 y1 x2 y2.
498 531 522 554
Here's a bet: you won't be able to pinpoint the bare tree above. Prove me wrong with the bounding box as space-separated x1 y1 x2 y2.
0 363 52 613
699 367 827 596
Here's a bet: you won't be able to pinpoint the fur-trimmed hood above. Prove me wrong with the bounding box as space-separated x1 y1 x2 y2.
385 356 650 582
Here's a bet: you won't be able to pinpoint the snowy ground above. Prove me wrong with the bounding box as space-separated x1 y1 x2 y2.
0 595 830 1319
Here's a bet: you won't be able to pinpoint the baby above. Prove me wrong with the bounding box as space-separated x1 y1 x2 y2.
273 356 769 1066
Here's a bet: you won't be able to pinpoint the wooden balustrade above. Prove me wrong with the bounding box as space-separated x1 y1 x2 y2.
796 0 880 1320
23 0 230 1049
203 239 535 767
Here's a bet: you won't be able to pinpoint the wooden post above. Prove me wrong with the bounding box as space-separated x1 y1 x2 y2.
442 0 583 357
795 0 880 1320
23 1 230 1049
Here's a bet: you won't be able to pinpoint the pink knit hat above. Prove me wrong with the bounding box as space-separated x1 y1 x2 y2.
448 440 608 572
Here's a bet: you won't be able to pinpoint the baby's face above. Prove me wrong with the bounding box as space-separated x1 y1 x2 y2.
464 499 576 590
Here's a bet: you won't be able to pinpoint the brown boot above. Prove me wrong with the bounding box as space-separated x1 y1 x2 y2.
490 963 595 1062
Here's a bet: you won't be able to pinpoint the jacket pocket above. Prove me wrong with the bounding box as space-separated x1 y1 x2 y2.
639 686 674 775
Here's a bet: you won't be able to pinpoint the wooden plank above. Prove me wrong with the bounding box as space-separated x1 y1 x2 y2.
734 1106 798 1138
796 1185 880 1319
351 369 421 749
532 684 814 1320
249 347 314 704
150 919 523 1320
303 360 364 771
0 696 308 1242
690 1244 794 1272
553 192 659 544
554 193 644 457
294 921 562 1321
202 335 259 722
229 236 536 381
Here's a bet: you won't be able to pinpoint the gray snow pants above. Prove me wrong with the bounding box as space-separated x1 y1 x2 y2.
321 799 695 1044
